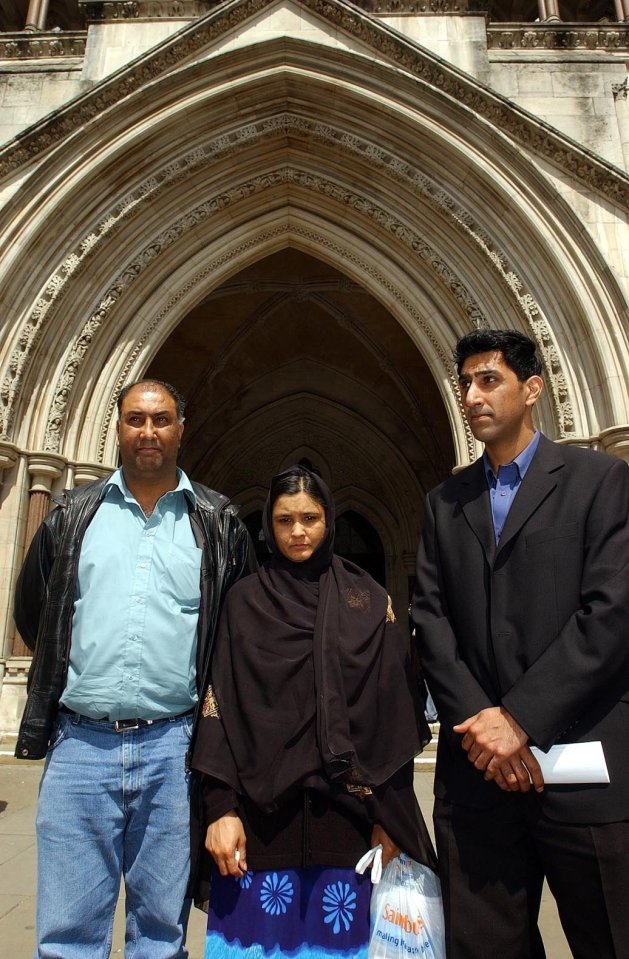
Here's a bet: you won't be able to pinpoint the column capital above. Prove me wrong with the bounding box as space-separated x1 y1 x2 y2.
0 440 19 474
27 452 67 492
599 426 629 462
73 462 114 486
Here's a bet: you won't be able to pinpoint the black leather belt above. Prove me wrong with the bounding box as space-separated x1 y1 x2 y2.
59 707 192 733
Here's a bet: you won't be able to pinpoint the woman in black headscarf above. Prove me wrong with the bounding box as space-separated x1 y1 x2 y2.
190 465 435 958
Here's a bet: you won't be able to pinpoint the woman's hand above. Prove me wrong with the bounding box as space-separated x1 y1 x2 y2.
371 823 400 868
205 809 248 877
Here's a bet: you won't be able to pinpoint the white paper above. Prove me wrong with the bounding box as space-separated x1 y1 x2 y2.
529 741 609 784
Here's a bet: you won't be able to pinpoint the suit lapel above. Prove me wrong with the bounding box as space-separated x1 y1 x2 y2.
495 435 565 557
456 459 496 565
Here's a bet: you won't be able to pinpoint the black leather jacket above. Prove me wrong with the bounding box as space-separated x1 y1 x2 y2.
13 476 251 760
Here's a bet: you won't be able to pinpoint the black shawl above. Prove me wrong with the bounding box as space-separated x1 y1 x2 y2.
192 466 429 812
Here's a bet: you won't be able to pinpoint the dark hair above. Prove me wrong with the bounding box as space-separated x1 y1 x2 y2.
116 379 186 422
454 330 542 381
269 465 327 512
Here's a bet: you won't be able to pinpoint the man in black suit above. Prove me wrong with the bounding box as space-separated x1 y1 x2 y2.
412 329 629 959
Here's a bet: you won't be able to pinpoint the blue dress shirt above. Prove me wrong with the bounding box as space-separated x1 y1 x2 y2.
484 432 541 544
61 468 202 720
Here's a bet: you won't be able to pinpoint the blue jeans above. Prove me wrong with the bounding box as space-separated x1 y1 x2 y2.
35 711 193 958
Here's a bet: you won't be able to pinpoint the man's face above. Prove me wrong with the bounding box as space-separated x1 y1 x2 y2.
116 384 183 483
458 351 541 450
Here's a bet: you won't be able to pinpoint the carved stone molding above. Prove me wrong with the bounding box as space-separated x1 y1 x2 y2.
0 440 19 474
0 32 87 60
0 116 570 453
0 0 626 211
3 657 31 682
599 425 629 462
80 0 473 16
72 462 114 484
27 451 66 491
488 25 629 52
81 0 213 19
613 78 629 100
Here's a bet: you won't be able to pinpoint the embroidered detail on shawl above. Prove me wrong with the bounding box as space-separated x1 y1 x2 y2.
386 596 396 623
346 783 373 799
202 684 221 719
344 586 371 611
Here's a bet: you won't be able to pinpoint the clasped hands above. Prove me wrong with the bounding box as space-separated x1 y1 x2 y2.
454 706 544 793
205 810 399 877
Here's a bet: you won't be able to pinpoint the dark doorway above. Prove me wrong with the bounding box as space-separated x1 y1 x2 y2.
334 510 386 586
243 510 268 566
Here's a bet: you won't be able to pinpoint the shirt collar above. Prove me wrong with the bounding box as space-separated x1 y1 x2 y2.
483 430 540 485
102 467 197 508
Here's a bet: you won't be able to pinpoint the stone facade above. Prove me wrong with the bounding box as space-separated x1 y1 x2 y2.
0 0 627 737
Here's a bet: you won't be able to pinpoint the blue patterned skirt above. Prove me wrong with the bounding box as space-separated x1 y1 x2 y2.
205 865 370 958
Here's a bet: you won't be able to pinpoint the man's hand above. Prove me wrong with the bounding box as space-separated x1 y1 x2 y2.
453 707 544 793
205 809 248 876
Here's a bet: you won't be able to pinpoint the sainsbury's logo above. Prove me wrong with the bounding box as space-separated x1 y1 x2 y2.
381 903 426 936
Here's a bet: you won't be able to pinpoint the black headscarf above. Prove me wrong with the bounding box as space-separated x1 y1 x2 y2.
194 466 428 811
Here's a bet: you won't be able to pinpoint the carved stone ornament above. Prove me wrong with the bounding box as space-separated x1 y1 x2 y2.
0 115 571 454
0 31 87 60
488 25 629 52
80 0 214 19
0 0 626 210
79 0 472 18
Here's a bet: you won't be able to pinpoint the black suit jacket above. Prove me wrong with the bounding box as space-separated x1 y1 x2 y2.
412 435 629 822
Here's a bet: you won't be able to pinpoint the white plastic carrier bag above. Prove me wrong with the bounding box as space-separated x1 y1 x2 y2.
358 851 446 959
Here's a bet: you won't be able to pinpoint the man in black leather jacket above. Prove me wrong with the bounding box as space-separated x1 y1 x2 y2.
14 378 250 959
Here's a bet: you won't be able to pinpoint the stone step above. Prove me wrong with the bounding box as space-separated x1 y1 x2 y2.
414 722 439 770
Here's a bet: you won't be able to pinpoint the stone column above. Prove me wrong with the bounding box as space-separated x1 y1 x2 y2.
0 444 20 673
11 453 66 657
615 0 629 22
24 0 49 31
538 0 561 21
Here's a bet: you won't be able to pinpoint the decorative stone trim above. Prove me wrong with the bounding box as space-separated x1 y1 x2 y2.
72 463 114 484
0 0 626 208
79 0 473 15
599 425 629 461
0 32 86 60
81 0 212 20
3 657 31 681
27 452 66 491
613 78 629 100
488 25 629 52
0 440 19 474
362 0 470 9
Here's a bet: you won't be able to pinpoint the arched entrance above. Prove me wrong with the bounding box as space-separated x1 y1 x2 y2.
143 247 454 618
335 511 385 586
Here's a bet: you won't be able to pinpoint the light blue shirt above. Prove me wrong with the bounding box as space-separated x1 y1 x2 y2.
484 432 540 544
61 468 202 720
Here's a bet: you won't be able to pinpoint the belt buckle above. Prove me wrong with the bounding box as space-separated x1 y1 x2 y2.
114 719 140 733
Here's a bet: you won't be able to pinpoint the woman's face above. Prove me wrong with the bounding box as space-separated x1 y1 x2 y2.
271 490 326 563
